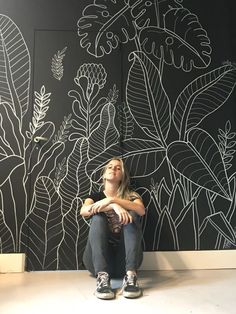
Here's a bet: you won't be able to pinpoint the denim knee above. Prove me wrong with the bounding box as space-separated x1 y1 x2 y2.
88 213 109 241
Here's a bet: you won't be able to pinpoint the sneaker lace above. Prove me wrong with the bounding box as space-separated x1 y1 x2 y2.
126 274 137 286
97 272 109 288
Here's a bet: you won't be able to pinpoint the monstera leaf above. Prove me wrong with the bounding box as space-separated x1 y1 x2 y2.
0 15 30 119
173 65 236 138
77 0 138 57
140 8 211 72
167 128 231 200
131 0 183 28
126 51 171 143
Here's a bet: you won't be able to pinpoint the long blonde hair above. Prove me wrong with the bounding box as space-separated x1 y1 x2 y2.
102 157 132 199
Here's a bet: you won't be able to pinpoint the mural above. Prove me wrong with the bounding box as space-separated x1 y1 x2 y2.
0 0 235 270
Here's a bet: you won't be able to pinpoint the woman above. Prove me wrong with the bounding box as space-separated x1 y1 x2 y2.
81 157 145 299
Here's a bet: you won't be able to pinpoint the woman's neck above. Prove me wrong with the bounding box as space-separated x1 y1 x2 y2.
103 181 119 197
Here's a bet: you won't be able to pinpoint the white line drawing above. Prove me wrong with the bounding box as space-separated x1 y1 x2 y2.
51 46 67 81
77 0 236 254
0 14 31 120
218 120 236 171
140 8 212 72
26 86 51 140
0 1 236 269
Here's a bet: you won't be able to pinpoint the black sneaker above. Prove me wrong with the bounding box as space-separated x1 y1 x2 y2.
95 272 115 300
122 274 142 298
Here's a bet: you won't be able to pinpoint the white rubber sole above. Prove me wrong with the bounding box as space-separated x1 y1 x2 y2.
95 291 115 300
122 289 142 299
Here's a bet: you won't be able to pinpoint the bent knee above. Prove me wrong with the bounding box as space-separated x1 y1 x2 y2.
90 213 107 226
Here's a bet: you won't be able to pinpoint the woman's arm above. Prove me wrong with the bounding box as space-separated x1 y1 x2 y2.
111 197 145 216
80 198 134 224
80 198 95 217
90 196 145 217
80 197 114 217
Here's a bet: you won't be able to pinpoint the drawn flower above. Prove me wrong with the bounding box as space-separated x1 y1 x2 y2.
75 63 107 101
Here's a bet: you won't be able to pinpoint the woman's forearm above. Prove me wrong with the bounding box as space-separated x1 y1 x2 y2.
111 197 145 216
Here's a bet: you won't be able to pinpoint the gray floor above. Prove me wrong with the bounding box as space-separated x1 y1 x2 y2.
0 269 236 314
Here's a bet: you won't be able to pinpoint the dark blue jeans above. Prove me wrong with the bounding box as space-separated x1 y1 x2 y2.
83 212 143 278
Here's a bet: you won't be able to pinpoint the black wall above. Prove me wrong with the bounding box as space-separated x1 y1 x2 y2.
0 0 235 270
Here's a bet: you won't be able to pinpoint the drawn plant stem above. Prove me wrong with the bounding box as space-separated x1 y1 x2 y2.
134 36 142 51
154 0 160 28
87 99 91 137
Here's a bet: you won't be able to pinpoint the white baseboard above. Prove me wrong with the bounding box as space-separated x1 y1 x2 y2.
140 250 236 270
1 251 236 273
0 253 25 273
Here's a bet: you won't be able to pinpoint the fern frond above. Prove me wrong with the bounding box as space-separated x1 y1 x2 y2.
218 120 236 171
53 114 72 143
51 47 67 81
27 85 51 138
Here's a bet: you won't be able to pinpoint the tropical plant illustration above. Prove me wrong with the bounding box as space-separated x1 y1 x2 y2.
77 0 236 252
0 0 236 270
51 46 67 81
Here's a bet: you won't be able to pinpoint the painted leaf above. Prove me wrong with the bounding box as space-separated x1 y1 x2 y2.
132 0 183 28
153 208 179 250
0 210 15 252
127 51 171 142
117 102 134 140
29 142 65 187
25 121 55 170
87 137 165 182
21 177 63 270
51 46 67 81
0 102 25 157
77 0 137 57
0 155 24 187
59 197 89 270
157 177 171 210
140 8 211 71
0 15 30 118
173 65 236 138
88 103 119 158
200 212 236 245
168 179 187 221
138 188 160 251
167 128 231 200
59 138 90 214
175 200 199 249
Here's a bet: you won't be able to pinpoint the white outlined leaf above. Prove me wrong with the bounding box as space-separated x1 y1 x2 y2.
167 128 231 200
0 14 31 119
140 8 211 71
21 177 63 270
127 51 171 143
173 65 236 138
77 1 137 57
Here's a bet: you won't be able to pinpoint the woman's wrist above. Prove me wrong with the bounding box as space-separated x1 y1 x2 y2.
109 196 115 204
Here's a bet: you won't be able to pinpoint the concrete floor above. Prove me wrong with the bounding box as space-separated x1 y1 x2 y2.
0 269 235 314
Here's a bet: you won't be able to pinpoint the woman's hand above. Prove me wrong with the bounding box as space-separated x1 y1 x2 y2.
112 204 133 225
88 198 113 214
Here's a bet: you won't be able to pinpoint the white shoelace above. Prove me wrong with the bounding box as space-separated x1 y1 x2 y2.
97 272 109 288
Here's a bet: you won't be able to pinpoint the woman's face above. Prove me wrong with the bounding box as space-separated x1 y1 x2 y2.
104 159 123 183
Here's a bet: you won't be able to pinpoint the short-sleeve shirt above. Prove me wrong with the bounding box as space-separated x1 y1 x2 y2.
88 191 138 234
